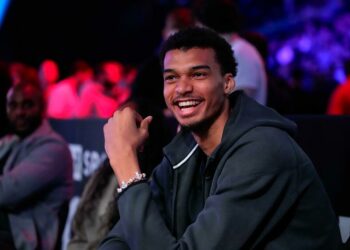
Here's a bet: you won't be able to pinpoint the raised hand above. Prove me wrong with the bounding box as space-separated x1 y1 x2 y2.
103 107 152 184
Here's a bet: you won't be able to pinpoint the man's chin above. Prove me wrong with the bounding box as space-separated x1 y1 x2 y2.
10 119 42 138
12 125 37 138
179 115 217 134
13 128 31 138
180 120 207 133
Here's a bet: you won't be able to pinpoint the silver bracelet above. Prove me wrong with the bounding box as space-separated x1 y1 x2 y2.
117 172 147 194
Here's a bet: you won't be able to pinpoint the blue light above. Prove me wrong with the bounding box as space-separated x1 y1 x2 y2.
334 68 346 84
0 0 10 28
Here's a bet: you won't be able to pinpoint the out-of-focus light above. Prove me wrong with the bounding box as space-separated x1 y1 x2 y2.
0 0 10 28
276 45 294 65
297 37 312 53
334 68 346 84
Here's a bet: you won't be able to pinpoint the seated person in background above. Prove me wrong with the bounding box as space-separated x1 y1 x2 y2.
193 0 267 105
9 62 39 87
67 159 119 250
47 60 94 119
100 28 341 249
327 59 350 115
38 59 60 103
68 97 174 250
77 61 130 119
0 82 73 250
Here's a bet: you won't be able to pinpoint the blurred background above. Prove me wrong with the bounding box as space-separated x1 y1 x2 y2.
1 0 350 114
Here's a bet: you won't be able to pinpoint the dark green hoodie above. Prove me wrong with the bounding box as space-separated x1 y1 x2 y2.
100 91 342 250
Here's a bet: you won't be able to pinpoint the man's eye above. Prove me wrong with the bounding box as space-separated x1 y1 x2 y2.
164 75 177 82
23 101 34 109
7 103 17 109
193 72 207 78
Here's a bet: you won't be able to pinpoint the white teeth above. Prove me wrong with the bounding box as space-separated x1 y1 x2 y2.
178 100 199 108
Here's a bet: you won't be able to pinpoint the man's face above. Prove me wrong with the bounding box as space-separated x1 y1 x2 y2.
163 48 234 131
6 86 43 137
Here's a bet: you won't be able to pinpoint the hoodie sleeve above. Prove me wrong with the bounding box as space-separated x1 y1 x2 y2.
100 172 298 250
99 222 130 250
98 127 340 250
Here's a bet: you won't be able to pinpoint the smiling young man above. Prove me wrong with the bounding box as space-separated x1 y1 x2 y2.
101 28 342 249
162 45 234 156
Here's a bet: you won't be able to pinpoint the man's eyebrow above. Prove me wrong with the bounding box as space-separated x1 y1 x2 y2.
191 65 211 71
163 65 211 73
163 68 175 73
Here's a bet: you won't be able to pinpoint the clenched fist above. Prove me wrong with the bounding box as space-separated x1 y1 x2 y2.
103 107 152 184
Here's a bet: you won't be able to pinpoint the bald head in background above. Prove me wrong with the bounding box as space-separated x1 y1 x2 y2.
6 83 45 138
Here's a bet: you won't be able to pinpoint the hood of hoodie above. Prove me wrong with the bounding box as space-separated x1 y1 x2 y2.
164 91 297 168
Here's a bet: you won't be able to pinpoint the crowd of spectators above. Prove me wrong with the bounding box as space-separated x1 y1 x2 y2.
0 59 137 137
257 1 350 114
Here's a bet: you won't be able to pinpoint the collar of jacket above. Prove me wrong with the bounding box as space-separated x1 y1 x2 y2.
163 91 297 171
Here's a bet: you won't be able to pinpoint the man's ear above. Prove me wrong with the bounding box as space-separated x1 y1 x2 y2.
223 73 235 95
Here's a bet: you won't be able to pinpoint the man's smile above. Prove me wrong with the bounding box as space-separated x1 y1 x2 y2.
175 99 202 109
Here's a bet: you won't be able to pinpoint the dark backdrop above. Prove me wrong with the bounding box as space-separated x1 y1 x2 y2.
0 0 172 72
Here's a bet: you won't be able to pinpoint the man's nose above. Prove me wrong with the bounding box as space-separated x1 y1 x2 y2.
175 77 193 94
13 106 26 116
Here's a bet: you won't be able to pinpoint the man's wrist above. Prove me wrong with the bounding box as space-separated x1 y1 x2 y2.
117 171 147 194
109 146 141 184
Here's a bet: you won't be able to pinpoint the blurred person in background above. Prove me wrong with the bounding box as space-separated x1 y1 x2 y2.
38 59 60 102
0 82 73 250
77 60 130 118
9 62 39 87
193 0 267 105
47 60 94 119
241 31 295 114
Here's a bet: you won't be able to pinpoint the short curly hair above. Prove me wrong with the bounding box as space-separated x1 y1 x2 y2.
159 27 237 77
